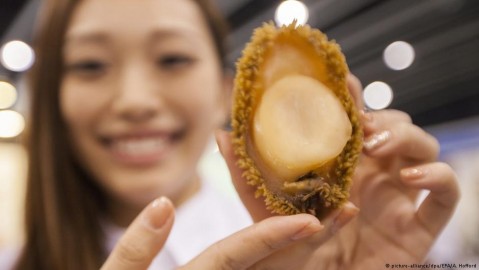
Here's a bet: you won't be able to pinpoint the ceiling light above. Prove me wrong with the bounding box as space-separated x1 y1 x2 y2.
383 41 415 71
0 110 25 138
1 40 35 72
363 81 394 110
0 81 17 109
275 0 309 26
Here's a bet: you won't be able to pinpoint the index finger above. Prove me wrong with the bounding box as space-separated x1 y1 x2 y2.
101 197 175 270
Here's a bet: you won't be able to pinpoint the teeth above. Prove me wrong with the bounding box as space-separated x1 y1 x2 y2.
112 137 168 156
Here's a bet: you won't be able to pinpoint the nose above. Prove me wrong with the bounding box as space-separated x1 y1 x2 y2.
112 65 161 122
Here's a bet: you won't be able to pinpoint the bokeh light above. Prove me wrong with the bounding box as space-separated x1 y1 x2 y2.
383 41 415 71
0 81 17 109
0 110 25 138
275 0 309 26
0 40 35 72
363 81 394 110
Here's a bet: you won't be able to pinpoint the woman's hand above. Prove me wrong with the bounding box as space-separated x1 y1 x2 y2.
216 74 460 269
101 194 353 269
101 197 175 270
308 75 460 269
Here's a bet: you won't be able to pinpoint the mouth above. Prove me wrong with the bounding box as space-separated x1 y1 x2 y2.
100 130 185 166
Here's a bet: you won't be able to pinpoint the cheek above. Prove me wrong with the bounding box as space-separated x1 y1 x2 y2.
167 70 223 168
59 81 111 167
177 69 224 128
61 84 87 129
60 81 108 130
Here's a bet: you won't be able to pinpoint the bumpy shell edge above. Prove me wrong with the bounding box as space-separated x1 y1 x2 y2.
231 22 363 217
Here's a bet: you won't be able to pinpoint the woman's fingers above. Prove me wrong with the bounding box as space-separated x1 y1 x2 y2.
101 197 175 270
363 122 439 162
251 202 359 269
361 109 412 136
349 77 437 162
216 129 273 221
401 162 460 237
181 214 323 270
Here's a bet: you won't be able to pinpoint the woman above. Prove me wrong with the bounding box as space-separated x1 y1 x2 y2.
6 0 459 269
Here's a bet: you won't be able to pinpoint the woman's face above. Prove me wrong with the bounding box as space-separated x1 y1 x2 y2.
60 0 226 208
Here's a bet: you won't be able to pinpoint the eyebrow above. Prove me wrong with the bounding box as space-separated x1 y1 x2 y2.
148 27 205 45
64 31 110 48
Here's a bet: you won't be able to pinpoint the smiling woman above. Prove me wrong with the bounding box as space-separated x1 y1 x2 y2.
60 0 227 214
14 0 236 269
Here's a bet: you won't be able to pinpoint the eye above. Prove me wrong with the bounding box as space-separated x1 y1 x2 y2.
65 60 108 77
157 54 195 70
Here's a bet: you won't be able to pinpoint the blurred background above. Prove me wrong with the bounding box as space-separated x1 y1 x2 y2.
1 0 478 265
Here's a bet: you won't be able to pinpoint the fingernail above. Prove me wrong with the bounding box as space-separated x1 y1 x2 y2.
143 197 172 231
401 167 427 180
360 110 373 122
291 220 324 240
331 203 359 234
364 130 391 151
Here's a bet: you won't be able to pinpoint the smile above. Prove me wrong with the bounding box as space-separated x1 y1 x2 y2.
113 137 168 155
102 130 184 166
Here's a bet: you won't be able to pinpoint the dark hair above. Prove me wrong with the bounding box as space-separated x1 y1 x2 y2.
15 0 229 269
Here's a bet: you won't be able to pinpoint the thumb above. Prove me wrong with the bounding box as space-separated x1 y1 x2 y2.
101 197 175 270
181 214 323 269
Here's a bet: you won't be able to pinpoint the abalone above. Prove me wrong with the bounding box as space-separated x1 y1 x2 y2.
231 22 363 219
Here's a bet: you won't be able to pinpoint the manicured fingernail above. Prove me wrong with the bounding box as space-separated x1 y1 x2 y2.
364 130 391 151
360 110 373 122
401 167 427 180
143 197 172 231
331 203 359 234
291 220 324 240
